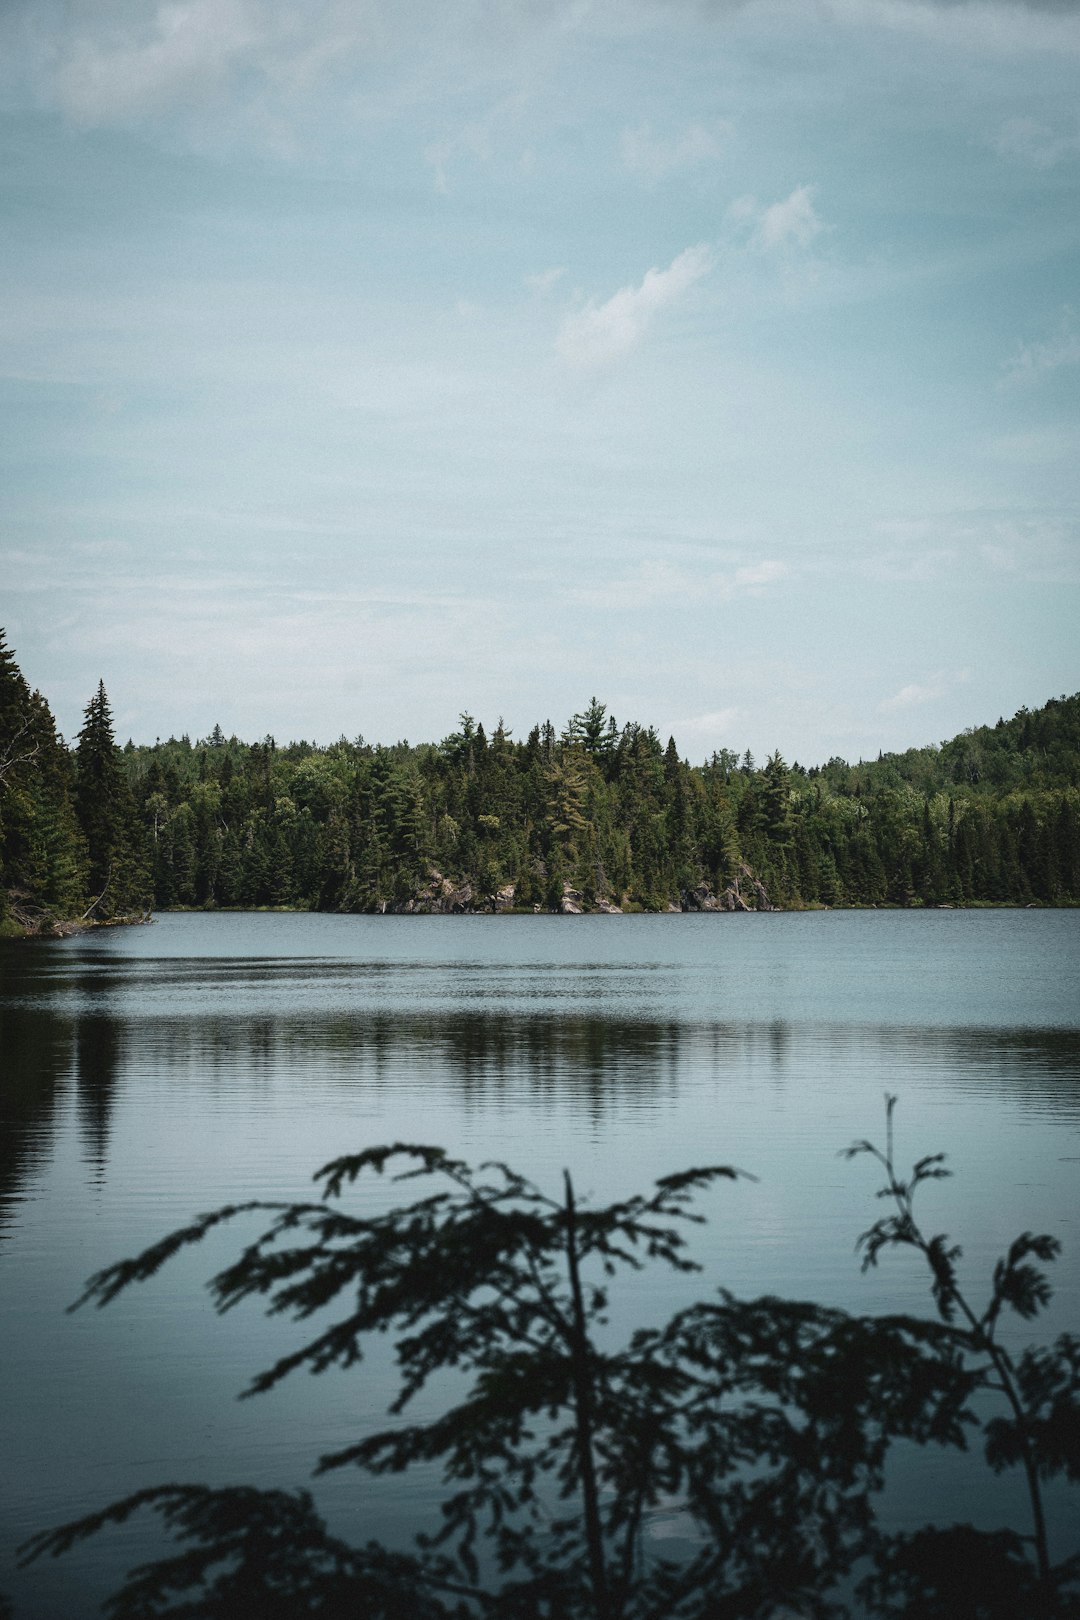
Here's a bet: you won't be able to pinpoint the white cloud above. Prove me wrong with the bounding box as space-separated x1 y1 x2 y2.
48 0 263 124
756 185 823 251
620 120 730 184
9 0 1080 152
1002 308 1080 386
879 681 941 712
822 0 1080 58
980 543 1016 573
571 560 686 610
6 0 561 139
671 707 740 735
556 244 713 372
734 560 787 588
991 116 1080 168
572 557 788 610
859 513 1080 586
856 520 956 582
526 267 567 296
424 95 521 193
725 185 825 254
991 426 1080 464
879 669 969 713
859 547 956 583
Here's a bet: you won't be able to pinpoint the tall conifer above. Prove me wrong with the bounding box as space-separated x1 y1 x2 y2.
76 681 124 901
0 631 86 928
75 680 149 917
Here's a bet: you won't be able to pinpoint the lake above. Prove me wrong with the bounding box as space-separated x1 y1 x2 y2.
2 909 1079 1616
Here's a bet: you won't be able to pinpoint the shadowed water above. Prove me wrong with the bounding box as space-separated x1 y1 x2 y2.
2 910 1078 1616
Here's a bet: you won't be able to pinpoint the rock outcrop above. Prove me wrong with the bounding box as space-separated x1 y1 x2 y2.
387 872 520 914
682 864 776 913
377 865 775 915
390 870 476 914
683 883 725 912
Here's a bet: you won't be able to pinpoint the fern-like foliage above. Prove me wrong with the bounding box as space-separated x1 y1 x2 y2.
19 1106 1080 1620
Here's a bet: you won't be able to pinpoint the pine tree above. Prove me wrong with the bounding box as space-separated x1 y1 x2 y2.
76 682 125 904
0 631 86 929
75 680 149 918
22 692 85 916
0 631 34 784
0 632 37 924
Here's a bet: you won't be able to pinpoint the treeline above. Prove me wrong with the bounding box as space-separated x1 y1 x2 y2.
0 634 150 932
2 627 1079 929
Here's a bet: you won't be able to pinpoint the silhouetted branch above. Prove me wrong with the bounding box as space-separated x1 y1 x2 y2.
18 1108 1080 1619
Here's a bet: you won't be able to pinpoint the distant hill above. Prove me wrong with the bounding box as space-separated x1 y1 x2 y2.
825 692 1080 797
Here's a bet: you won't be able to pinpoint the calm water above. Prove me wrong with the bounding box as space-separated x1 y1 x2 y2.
2 910 1079 1616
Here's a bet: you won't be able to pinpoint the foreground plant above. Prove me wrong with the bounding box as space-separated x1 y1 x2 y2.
18 1106 1080 1618
845 1095 1080 1618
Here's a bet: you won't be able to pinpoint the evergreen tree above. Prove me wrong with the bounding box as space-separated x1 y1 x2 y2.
75 680 149 918
7 641 1080 921
76 682 125 905
0 631 86 929
0 631 35 787
22 692 86 916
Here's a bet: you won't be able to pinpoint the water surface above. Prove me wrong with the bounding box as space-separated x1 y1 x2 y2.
2 911 1078 1616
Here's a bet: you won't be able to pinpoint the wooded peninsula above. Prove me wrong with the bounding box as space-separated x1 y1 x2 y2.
2 629 1078 933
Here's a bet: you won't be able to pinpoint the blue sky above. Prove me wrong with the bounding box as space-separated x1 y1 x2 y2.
1 0 1077 763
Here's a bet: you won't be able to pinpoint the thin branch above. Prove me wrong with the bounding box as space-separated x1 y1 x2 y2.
0 717 39 788
563 1170 612 1620
81 862 113 920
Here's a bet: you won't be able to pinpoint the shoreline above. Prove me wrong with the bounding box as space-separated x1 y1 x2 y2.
155 899 1070 916
6 901 1074 939
1 910 154 941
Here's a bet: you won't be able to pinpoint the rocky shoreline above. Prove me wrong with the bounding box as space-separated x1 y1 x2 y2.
374 864 777 916
2 906 154 940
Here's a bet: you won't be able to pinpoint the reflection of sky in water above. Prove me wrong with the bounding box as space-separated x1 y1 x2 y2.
1 911 1078 1619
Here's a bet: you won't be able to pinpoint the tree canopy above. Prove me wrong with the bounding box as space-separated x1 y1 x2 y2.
2 632 1078 930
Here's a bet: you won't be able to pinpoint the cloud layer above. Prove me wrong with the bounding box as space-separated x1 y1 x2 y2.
557 245 714 372
620 121 730 183
13 0 1077 148
1 0 1076 767
1003 308 1080 385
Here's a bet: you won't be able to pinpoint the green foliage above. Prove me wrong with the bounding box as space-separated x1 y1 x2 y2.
0 631 86 929
843 1094 1080 1613
19 1105 1080 1618
74 679 151 919
112 692 1080 915
3 627 1080 924
18 1486 443 1620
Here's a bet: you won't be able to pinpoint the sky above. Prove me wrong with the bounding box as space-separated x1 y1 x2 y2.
1 0 1077 765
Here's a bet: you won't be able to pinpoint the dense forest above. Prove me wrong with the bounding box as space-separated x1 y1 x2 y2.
1 628 1078 932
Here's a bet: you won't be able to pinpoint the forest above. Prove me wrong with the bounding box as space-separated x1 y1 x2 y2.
1 627 1079 932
